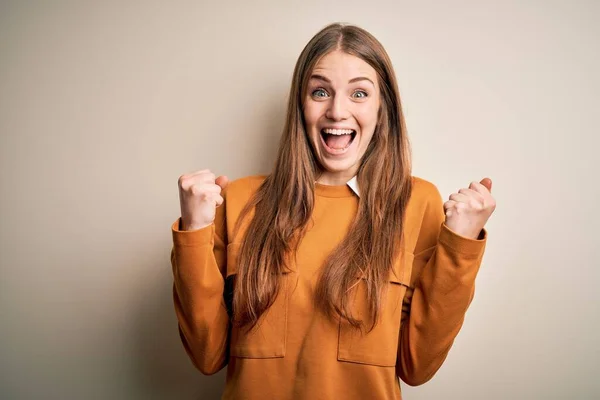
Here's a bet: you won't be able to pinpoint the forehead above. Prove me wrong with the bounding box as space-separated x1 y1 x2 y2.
311 50 377 83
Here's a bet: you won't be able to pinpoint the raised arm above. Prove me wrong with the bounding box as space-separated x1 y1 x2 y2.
170 170 230 375
397 180 492 385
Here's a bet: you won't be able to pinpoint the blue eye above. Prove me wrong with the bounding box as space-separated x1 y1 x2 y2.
312 88 328 98
353 90 368 98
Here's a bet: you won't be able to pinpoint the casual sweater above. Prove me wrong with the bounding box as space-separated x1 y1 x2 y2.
170 175 487 399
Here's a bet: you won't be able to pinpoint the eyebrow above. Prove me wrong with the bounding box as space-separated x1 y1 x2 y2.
309 74 375 87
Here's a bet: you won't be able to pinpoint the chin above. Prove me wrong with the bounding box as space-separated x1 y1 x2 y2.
317 157 359 176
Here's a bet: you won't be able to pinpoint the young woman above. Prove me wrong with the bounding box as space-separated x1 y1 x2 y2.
171 23 495 399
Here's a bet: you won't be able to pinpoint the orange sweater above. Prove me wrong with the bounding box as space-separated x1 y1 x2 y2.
170 175 487 399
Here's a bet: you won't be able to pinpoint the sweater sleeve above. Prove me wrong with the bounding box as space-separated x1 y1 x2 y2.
170 198 230 375
397 183 487 386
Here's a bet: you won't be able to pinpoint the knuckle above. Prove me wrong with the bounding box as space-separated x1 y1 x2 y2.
190 184 204 197
194 168 210 176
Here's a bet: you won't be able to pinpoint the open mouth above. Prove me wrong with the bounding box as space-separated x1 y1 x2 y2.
320 128 357 152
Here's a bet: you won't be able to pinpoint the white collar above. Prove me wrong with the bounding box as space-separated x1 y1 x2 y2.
347 176 360 197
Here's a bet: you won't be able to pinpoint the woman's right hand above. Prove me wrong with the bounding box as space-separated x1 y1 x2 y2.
177 169 229 231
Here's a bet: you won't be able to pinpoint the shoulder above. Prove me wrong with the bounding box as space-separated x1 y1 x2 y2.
219 175 267 241
410 175 443 205
223 174 267 204
227 174 267 191
407 176 445 257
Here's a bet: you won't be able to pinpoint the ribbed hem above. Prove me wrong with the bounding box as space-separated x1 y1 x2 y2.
171 217 214 247
438 222 487 256
314 182 355 198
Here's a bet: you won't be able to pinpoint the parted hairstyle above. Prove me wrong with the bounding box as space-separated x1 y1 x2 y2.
232 22 413 332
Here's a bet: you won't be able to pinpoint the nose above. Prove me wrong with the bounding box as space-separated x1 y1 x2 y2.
325 94 350 121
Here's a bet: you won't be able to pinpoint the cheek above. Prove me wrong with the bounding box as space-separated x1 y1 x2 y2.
357 106 379 129
303 103 324 130
302 106 315 126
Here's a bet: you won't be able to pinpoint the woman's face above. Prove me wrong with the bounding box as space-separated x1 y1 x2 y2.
303 50 381 185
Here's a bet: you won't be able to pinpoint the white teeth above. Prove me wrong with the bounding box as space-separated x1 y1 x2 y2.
322 128 355 135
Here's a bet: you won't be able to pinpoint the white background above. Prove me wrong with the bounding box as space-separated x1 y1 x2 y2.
1 1 598 398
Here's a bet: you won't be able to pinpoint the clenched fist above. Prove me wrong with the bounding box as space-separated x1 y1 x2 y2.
443 178 496 240
178 169 229 231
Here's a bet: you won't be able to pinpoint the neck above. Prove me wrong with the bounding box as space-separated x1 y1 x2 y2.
315 169 356 186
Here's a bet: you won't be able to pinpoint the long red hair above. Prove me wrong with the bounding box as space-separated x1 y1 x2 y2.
233 23 413 332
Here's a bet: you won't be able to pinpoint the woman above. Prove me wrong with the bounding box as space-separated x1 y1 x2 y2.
171 22 495 400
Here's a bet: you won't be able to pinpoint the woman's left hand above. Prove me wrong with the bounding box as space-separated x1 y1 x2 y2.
443 178 496 240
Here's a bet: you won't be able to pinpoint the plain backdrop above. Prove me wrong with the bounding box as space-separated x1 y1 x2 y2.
1 1 598 399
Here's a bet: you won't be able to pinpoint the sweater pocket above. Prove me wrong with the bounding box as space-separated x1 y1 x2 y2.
225 242 289 359
337 251 414 367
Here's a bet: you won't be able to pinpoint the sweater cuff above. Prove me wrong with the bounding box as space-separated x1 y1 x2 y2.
171 217 214 247
438 222 487 257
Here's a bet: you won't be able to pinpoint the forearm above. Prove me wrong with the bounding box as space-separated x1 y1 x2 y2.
398 223 486 385
171 221 230 375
